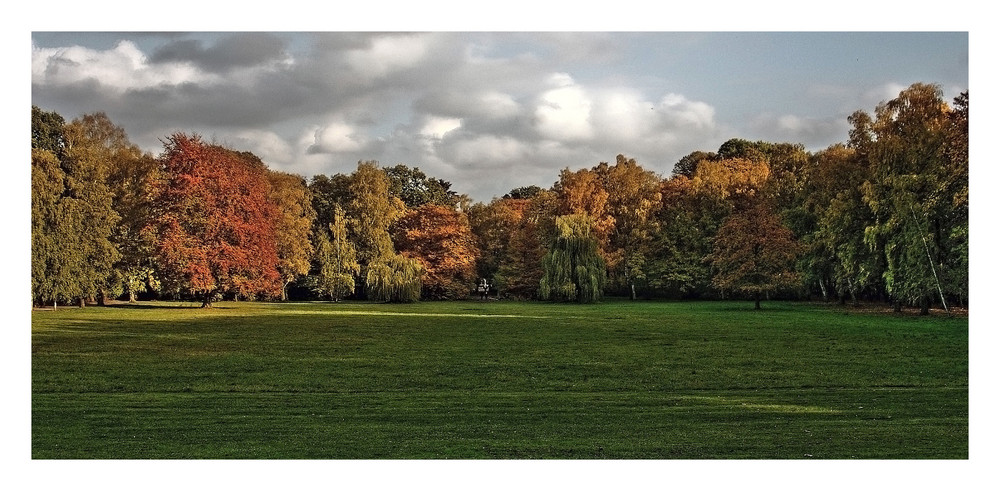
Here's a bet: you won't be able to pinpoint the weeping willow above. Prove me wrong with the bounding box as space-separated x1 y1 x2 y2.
366 254 423 303
539 214 606 303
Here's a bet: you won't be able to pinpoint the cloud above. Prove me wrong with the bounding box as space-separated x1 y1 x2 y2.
306 121 369 154
149 33 290 73
32 40 218 92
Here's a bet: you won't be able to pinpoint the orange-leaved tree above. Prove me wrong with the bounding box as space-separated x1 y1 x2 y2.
707 199 801 310
394 204 480 299
147 134 281 307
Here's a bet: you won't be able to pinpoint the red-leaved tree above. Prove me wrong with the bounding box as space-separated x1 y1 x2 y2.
147 134 281 307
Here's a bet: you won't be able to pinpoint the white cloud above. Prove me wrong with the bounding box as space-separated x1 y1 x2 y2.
534 74 594 142
344 34 431 80
32 40 219 92
307 121 368 154
230 129 294 167
420 116 462 139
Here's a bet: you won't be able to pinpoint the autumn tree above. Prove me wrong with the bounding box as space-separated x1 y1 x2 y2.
495 190 556 299
268 171 317 300
596 155 662 299
314 205 359 301
539 214 607 303
394 204 480 299
146 134 281 307
707 199 801 310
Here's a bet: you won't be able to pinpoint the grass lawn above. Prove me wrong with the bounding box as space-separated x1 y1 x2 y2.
31 300 968 459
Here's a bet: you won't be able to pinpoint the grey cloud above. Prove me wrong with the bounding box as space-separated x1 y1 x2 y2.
150 33 289 72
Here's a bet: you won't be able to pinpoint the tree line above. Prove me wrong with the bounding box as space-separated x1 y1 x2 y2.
31 82 968 312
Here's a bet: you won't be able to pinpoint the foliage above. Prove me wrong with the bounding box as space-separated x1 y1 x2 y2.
707 200 801 309
268 171 317 300
146 134 281 306
384 164 460 208
539 214 606 303
595 155 662 298
394 204 480 299
314 205 359 301
365 254 423 303
671 150 716 178
855 83 964 312
31 107 121 308
346 161 405 270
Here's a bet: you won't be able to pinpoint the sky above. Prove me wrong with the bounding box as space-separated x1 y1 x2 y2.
30 30 968 202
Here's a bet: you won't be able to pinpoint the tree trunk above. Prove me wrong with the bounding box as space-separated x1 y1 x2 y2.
78 297 86 308
129 290 137 303
754 294 761 310
97 289 106 306
630 283 637 301
919 296 930 316
818 279 828 302
281 280 290 301
201 291 214 308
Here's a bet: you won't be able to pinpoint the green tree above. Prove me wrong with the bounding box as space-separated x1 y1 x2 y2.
539 214 607 303
314 205 359 301
365 254 423 303
31 107 121 308
384 164 460 208
645 175 725 298
856 83 963 313
64 112 154 304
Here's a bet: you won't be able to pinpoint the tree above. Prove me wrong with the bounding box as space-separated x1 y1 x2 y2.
346 161 406 272
855 83 963 313
314 205 359 301
672 150 716 178
539 214 607 303
268 171 317 300
384 164 460 208
503 185 545 200
596 155 662 299
64 112 155 304
31 107 121 308
707 200 801 310
645 175 725 298
365 254 423 303
308 172 354 235
494 191 555 299
394 204 480 299
146 134 281 307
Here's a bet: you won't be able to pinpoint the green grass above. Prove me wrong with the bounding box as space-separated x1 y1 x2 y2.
31 300 968 459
